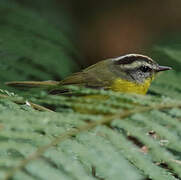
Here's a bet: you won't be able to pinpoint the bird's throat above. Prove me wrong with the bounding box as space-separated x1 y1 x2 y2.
110 77 154 95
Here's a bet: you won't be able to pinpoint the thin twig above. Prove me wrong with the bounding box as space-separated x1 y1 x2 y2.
169 159 181 165
0 94 53 112
4 103 181 180
27 102 54 112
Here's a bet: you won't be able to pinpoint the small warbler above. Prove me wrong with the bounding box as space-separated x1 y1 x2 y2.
6 54 172 95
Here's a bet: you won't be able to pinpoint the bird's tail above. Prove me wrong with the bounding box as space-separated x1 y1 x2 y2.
5 80 60 88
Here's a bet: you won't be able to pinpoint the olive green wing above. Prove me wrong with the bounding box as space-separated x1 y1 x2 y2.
60 72 86 86
60 60 112 89
6 59 114 91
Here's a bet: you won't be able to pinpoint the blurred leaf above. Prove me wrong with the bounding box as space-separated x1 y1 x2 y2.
0 86 181 180
0 0 81 90
150 45 181 99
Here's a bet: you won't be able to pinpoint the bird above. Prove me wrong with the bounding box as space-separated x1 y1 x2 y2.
6 54 172 95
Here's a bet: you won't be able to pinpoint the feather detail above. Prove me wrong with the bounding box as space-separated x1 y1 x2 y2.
5 81 59 88
60 72 85 86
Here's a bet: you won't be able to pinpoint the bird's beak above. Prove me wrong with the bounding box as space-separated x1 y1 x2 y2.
156 65 172 72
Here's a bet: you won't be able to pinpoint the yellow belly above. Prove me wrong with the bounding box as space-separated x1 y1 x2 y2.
73 77 154 114
110 77 153 95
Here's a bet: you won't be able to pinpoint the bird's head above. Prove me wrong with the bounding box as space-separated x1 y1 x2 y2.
112 54 172 84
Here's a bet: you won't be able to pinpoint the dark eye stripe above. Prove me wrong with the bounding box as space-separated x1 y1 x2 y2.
139 66 151 72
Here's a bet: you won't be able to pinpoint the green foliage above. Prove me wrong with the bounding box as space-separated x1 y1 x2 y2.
0 1 181 180
0 0 81 90
0 86 181 180
150 46 181 99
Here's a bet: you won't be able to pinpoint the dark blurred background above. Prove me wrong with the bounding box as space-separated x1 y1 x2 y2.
16 0 181 64
59 0 181 65
1 0 181 86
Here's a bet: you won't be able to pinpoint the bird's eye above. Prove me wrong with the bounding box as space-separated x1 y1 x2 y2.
140 66 150 72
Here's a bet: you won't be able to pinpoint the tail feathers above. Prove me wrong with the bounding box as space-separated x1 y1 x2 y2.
5 80 60 88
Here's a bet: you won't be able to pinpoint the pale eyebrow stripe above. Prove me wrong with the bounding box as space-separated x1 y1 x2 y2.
113 54 153 62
